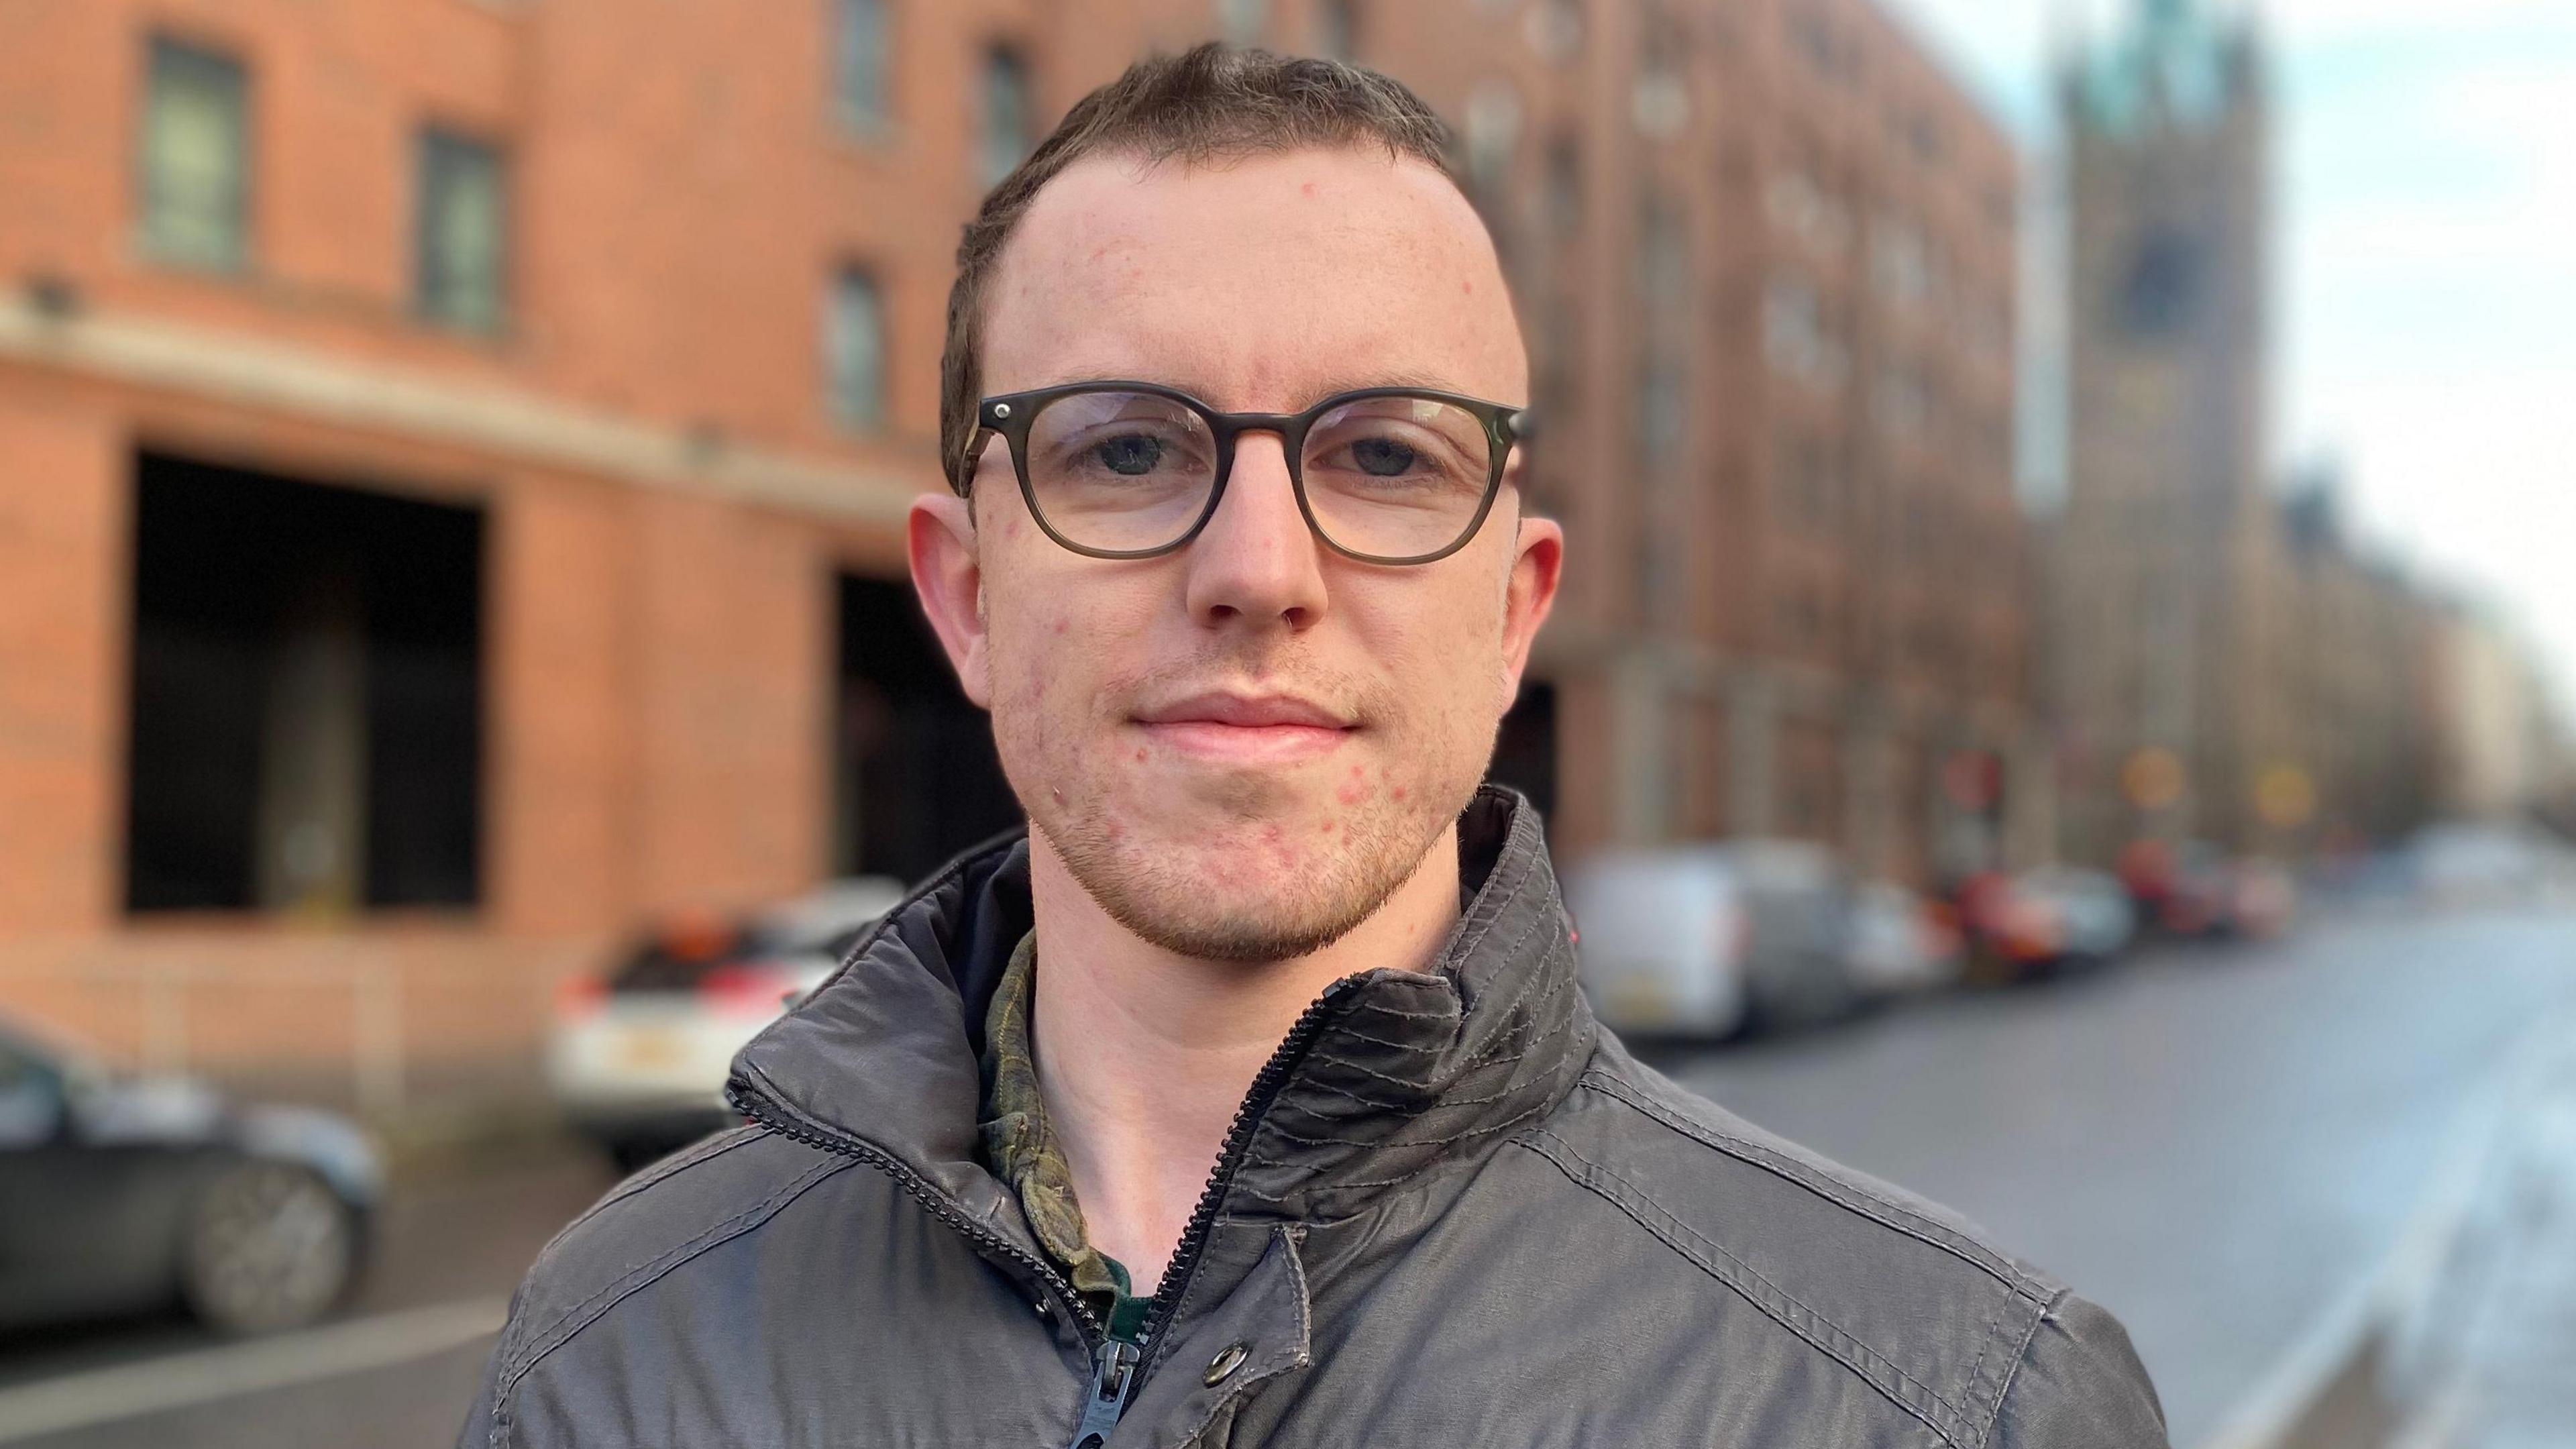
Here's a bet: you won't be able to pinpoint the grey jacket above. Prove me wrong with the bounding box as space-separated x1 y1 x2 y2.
462 788 2167 1448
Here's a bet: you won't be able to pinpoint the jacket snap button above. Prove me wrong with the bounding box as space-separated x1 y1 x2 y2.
1203 1342 1250 1386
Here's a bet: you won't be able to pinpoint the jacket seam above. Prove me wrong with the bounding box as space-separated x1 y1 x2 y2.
1173 1225 1316 1449
1517 1127 1980 1448
495 1126 767 1366
1972 1285 2059 1449
489 1152 857 1449
1439 796 1544 967
1579 1070 2047 1302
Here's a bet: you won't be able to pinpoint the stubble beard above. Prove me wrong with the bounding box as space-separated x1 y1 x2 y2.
1040 769 1459 963
1000 667 1485 966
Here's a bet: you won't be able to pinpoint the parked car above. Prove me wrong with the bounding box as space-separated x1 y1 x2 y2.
0 1014 380 1336
2224 858 2298 941
1843 881 1964 996
547 877 904 1171
2116 839 2296 943
1566 841 1863 1039
2015 867 2139 970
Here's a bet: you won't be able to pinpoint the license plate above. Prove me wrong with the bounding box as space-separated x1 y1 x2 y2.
1603 975 1674 1024
613 1026 686 1069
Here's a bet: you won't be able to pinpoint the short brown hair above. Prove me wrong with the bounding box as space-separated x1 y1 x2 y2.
938 43 1459 491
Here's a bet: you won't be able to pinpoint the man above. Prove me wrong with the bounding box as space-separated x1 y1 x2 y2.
462 45 2166 1448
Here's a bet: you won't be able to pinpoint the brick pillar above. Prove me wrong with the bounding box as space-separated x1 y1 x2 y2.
0 384 124 930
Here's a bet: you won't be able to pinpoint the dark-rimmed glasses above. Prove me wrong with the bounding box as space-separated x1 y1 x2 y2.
958 380 1528 566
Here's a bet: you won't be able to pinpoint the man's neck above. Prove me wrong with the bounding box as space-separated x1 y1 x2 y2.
1022 823 1464 1294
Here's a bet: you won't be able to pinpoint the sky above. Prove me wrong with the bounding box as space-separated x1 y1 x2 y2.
1888 0 2576 709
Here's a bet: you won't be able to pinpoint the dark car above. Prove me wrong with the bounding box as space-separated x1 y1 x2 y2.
0 1015 380 1336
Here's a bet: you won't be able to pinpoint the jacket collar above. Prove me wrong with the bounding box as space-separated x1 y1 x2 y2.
731 785 1595 1233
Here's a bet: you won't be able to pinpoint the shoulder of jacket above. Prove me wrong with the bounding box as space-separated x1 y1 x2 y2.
1508 1036 2104 1449
490 1127 856 1387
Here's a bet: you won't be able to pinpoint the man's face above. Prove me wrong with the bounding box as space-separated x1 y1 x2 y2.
912 147 1560 962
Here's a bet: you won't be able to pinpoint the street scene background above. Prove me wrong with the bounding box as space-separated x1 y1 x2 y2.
2 1 2572 1446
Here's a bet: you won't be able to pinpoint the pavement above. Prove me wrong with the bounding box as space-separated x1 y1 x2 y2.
0 902 2569 1448
2378 998 2576 1448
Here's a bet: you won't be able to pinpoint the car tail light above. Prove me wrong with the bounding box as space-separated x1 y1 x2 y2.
700 962 800 1018
555 972 608 1018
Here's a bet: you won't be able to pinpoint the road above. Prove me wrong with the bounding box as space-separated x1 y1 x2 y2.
1 905 2569 1448
1660 905 2576 1448
0 1146 613 1449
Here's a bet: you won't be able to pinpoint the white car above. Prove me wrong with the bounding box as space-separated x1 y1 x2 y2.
547 878 904 1170
1844 881 1963 996
1566 849 1751 1038
1567 842 1865 1039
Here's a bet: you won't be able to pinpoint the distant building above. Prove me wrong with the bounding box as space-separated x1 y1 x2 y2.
2273 477 2440 849
2431 605 2559 823
2049 0 2284 860
0 0 2021 1101
1413 0 2031 886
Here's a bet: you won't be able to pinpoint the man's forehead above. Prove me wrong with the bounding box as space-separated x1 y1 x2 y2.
981 146 1524 403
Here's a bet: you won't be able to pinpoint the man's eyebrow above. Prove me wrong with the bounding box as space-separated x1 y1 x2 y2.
1307 370 1466 398
1010 370 1477 405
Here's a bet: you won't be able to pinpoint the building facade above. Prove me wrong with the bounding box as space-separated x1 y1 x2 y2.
0 0 2019 1102
2049 0 2279 861
2047 0 2457 863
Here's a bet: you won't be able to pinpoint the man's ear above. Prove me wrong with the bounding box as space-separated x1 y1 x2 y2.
908 490 993 709
1497 507 1563 712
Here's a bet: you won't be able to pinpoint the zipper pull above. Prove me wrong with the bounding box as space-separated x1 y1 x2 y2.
1067 1337 1142 1448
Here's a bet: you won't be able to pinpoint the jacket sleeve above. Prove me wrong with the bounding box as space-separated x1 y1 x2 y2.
1988 1289 2169 1448
455 1287 523 1449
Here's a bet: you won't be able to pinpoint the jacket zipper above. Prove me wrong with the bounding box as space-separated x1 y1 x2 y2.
729 971 1360 1447
1070 1338 1142 1448
723 1078 1104 1342
1131 976 1362 1356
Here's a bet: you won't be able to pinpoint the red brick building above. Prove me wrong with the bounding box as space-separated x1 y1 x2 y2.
0 0 2022 1103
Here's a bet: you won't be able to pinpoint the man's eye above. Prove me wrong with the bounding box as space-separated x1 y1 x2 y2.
1348 437 1420 476
1091 433 1167 475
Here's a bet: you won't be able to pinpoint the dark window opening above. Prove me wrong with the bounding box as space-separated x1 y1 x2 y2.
125 453 483 914
1488 680 1560 832
2118 230 2203 338
833 574 1022 884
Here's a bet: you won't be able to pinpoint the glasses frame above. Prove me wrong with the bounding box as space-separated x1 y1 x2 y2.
960 379 1529 566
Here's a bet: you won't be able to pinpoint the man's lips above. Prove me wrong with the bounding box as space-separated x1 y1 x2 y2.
1131 693 1358 763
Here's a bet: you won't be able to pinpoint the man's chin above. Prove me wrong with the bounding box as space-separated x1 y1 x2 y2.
1044 812 1421 965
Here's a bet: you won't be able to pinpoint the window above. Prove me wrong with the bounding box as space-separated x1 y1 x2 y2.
1766 166 1848 254
1874 362 1930 437
1870 213 1931 306
1463 80 1521 196
1527 0 1583 63
126 455 483 913
1544 133 1582 239
980 46 1032 187
415 129 507 333
1218 0 1269 46
2118 231 2202 338
140 37 250 271
1763 274 1844 388
835 0 891 131
833 576 1022 881
827 268 888 431
1317 0 1360 60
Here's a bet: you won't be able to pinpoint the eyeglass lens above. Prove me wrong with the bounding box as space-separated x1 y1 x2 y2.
1018 388 1495 559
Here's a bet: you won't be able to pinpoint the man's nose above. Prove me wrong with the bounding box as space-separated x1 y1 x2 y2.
1182 432 1329 633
